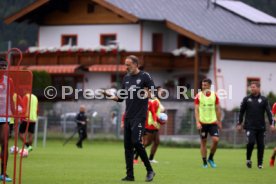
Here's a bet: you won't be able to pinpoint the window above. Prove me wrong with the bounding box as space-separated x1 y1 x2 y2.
178 77 186 87
100 34 116 46
247 77 260 94
56 1 69 13
111 74 124 87
52 75 83 99
177 35 194 49
152 33 163 52
87 2 95 13
262 48 271 55
52 76 75 90
61 35 77 46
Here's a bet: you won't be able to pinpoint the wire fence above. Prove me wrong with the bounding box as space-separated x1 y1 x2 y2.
32 109 276 148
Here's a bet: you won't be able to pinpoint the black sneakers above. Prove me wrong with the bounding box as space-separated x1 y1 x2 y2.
121 176 135 182
76 143 82 148
145 171 155 182
121 171 155 182
246 160 252 168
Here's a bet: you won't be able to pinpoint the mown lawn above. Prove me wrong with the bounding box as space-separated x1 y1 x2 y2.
6 139 276 184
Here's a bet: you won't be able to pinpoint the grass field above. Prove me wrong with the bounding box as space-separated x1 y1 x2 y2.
6 139 276 184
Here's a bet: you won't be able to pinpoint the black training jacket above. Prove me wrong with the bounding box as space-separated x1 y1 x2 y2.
238 94 274 130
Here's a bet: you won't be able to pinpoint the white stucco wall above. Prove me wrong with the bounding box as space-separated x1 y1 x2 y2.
39 25 140 51
39 22 179 52
211 47 276 110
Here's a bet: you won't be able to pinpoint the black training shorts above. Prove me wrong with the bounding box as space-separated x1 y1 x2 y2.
19 121 36 134
199 124 219 139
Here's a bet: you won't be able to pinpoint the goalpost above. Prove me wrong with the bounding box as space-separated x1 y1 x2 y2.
33 116 48 148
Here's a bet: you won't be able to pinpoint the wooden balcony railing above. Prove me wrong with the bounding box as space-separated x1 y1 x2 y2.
3 51 211 72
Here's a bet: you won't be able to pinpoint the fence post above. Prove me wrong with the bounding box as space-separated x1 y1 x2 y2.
115 104 121 139
43 117 48 147
34 119 39 147
190 108 195 136
90 118 94 139
233 111 237 148
63 116 66 136
34 116 48 148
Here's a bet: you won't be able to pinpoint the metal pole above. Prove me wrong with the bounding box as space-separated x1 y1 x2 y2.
34 119 39 147
91 117 94 139
233 111 237 148
116 44 121 138
8 40 12 50
194 43 199 95
191 108 194 136
63 116 66 136
43 117 48 147
116 43 120 89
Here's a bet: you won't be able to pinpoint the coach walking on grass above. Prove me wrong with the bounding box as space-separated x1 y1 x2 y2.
103 55 155 182
237 81 275 169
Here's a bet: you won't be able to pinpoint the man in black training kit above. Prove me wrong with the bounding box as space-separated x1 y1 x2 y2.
103 55 155 182
75 105 88 148
237 81 275 169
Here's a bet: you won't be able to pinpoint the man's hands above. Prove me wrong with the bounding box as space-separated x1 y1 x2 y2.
271 117 276 132
270 125 276 132
236 123 275 132
196 122 202 130
76 120 86 125
196 122 222 130
100 89 110 97
100 89 118 101
217 121 222 130
236 123 243 132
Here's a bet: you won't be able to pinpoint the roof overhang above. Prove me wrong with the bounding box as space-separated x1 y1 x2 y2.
4 0 211 46
4 0 50 24
165 21 211 46
4 0 139 25
92 0 139 23
214 42 276 48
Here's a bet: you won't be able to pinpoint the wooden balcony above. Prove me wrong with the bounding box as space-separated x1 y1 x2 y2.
6 51 211 72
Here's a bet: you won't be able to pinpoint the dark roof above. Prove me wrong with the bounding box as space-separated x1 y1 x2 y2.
4 0 276 47
107 0 276 47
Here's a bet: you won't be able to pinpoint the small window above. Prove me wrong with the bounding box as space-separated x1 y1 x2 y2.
262 48 271 55
177 34 194 49
100 34 116 46
152 33 163 52
111 74 124 87
52 75 83 99
247 77 260 95
178 77 186 87
61 35 77 46
87 2 95 13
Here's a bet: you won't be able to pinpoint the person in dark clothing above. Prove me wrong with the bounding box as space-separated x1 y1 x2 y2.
269 102 276 167
102 55 155 182
237 81 275 169
75 105 88 148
